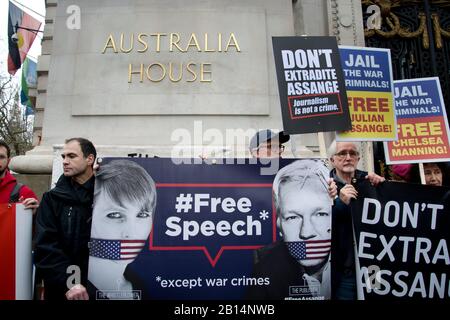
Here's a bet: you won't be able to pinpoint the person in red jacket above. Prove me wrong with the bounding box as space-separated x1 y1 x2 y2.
0 140 38 213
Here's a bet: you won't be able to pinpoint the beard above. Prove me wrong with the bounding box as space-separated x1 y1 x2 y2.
0 167 7 177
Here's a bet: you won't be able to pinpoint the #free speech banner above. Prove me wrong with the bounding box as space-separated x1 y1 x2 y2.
351 180 450 300
272 36 351 134
337 46 396 141
384 77 450 164
88 158 332 300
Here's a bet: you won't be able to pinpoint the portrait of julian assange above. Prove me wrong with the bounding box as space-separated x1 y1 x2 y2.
246 159 333 300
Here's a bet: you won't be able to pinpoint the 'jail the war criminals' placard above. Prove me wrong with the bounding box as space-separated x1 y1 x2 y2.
337 46 396 141
384 77 450 164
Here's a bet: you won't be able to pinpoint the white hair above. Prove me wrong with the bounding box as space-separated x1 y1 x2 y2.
327 140 361 159
272 159 329 216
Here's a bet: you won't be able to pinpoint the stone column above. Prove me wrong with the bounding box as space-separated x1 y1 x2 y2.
328 0 373 171
10 0 56 175
328 0 365 46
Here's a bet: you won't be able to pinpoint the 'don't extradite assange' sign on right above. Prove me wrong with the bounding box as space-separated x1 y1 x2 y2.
351 180 450 300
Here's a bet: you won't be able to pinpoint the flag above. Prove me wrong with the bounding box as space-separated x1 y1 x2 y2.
286 239 331 260
0 204 33 300
89 239 146 260
7 1 42 75
20 57 37 116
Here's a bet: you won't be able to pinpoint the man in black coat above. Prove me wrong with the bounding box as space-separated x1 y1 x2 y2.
35 138 96 300
328 141 385 300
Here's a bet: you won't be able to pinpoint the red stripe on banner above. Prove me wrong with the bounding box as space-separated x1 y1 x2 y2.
307 249 331 254
304 239 331 244
0 204 16 300
120 245 144 250
306 247 331 254
121 249 143 253
306 245 331 250
305 256 329 260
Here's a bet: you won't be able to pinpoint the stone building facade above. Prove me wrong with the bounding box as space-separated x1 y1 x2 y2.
11 0 367 192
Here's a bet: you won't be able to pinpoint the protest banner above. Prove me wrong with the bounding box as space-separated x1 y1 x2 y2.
351 180 450 300
385 77 450 164
0 204 33 300
272 36 351 134
337 46 396 141
88 158 332 300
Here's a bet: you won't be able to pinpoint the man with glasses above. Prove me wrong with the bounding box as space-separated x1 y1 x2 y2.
328 141 385 300
329 141 385 200
249 128 337 196
249 129 290 158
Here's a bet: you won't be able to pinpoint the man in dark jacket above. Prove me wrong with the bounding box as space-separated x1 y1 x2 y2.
328 141 385 300
35 138 96 300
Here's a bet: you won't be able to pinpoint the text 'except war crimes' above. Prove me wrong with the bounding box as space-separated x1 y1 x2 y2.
156 275 270 289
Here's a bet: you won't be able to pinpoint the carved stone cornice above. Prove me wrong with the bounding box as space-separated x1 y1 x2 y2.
328 0 365 46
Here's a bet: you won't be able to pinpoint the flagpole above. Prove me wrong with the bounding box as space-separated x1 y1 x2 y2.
7 1 42 76
10 0 45 19
23 103 27 143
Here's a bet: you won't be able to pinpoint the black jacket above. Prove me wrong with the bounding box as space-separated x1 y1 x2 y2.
330 168 367 298
246 241 317 300
34 174 95 300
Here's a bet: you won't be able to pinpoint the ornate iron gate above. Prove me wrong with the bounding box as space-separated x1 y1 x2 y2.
362 0 450 178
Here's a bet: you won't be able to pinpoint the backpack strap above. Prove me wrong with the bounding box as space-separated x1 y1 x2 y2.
9 182 24 204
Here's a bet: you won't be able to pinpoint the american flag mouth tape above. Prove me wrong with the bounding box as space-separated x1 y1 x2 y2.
286 239 331 260
89 238 146 260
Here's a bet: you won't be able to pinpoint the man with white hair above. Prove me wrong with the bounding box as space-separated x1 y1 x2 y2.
328 141 385 300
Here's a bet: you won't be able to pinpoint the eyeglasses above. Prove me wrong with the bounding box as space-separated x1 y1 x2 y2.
334 150 359 159
258 144 285 153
